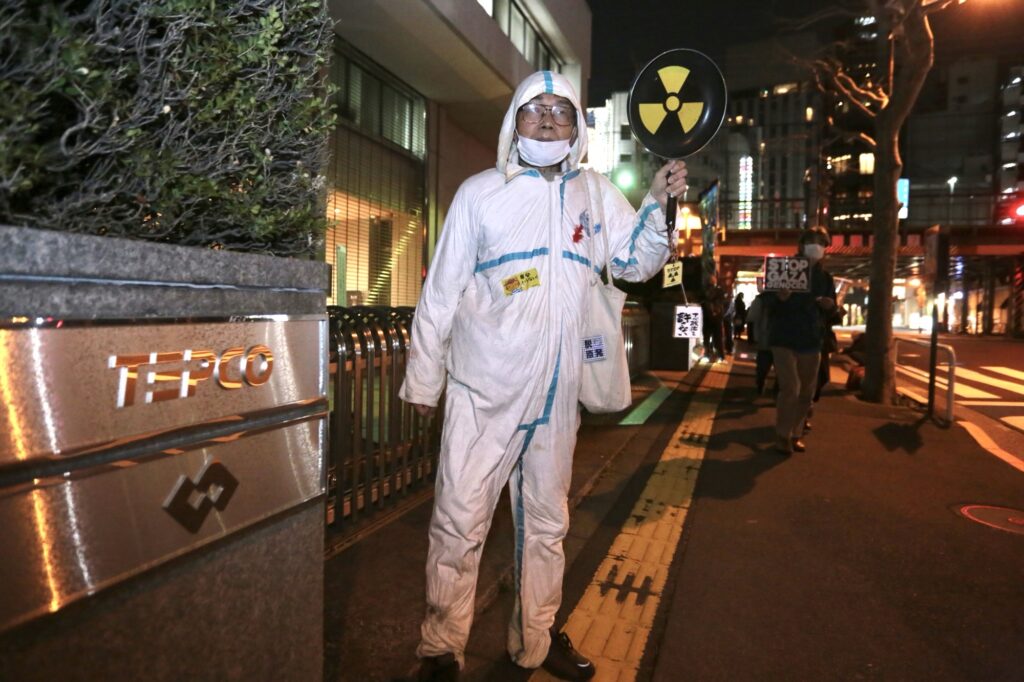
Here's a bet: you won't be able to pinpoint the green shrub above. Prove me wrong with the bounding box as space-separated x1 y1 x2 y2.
0 1 335 257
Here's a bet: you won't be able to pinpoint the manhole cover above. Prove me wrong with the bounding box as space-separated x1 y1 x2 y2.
958 505 1024 536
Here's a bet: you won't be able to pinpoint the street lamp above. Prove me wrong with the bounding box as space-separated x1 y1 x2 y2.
613 167 636 192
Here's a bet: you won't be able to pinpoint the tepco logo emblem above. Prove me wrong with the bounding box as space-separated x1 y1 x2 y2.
163 460 239 533
108 345 273 408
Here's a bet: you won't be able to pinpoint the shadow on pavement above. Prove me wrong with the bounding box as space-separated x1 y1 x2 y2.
872 416 928 454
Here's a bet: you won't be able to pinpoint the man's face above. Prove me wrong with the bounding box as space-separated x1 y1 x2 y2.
516 93 576 142
801 232 829 254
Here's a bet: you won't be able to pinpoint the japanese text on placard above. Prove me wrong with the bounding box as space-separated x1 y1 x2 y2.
582 335 607 363
673 305 702 339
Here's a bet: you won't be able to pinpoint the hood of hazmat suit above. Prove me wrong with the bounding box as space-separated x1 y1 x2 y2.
495 70 588 178
400 71 675 670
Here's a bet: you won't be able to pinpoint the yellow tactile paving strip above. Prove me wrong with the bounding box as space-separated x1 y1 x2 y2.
531 363 731 682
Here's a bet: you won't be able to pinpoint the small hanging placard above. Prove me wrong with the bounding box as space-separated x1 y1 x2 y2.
673 304 703 338
662 261 683 288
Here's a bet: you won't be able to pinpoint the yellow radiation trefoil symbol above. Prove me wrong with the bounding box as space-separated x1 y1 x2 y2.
638 66 704 135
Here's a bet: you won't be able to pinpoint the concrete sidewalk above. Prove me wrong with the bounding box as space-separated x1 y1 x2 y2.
323 351 1024 681
323 370 702 682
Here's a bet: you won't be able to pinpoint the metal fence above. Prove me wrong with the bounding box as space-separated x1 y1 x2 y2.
326 306 442 528
622 303 650 379
894 336 957 425
325 303 653 529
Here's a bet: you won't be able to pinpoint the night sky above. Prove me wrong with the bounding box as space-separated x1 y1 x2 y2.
586 0 1024 106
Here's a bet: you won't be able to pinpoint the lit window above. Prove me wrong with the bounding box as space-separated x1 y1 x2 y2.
805 106 814 122
772 83 797 95
476 0 493 15
859 153 875 175
829 154 851 173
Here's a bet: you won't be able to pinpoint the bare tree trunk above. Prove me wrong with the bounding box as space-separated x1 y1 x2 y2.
861 118 901 402
859 1 935 403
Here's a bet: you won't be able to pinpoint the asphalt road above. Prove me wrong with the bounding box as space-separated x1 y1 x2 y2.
837 328 1024 437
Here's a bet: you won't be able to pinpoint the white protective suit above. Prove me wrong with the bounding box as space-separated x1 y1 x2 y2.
399 70 674 669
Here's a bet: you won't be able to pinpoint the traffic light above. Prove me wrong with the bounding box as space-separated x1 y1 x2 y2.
998 194 1024 225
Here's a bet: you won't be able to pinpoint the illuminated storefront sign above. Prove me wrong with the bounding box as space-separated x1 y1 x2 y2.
738 155 753 230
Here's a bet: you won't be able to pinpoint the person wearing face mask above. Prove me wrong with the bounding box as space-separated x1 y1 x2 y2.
400 71 687 682
764 226 837 454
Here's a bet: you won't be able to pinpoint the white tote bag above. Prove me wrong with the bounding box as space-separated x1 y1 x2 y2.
578 170 632 413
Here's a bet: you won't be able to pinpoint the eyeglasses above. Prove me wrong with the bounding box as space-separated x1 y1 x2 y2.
518 102 575 126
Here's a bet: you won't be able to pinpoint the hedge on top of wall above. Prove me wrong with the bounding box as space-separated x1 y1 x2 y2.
0 1 335 258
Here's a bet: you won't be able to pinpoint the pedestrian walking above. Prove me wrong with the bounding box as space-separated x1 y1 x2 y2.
745 290 773 395
733 291 747 339
400 70 687 682
701 272 726 362
723 290 736 355
764 226 837 454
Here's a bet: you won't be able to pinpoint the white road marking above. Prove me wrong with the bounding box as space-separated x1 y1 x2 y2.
898 385 930 406
896 365 999 399
958 420 1024 474
984 366 1024 383
1001 416 1024 432
954 367 1024 397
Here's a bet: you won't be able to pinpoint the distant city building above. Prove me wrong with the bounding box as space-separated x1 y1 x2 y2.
905 55 1000 228
823 14 881 233
997 64 1023 224
727 83 823 231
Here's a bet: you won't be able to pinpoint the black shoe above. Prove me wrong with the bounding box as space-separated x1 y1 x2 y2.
542 630 595 681
803 419 812 432
792 438 806 453
418 653 459 681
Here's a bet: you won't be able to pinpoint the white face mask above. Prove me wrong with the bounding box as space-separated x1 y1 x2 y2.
803 244 825 261
517 136 571 168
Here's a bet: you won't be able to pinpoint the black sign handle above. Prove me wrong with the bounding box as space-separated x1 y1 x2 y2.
664 163 677 233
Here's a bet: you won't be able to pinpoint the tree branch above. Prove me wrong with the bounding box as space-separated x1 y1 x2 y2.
835 70 889 106
922 0 961 14
813 60 878 119
848 131 878 149
887 1 934 126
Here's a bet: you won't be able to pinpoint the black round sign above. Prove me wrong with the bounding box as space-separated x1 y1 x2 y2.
627 49 727 159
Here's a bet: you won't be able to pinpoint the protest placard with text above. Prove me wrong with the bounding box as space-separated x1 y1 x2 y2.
763 256 811 292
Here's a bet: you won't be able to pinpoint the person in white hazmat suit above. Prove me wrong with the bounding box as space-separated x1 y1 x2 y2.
400 70 687 682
